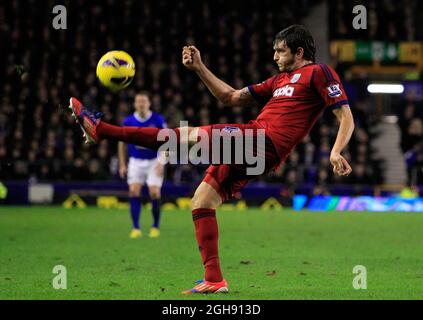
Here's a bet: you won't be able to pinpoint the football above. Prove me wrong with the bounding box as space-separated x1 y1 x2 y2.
96 50 135 91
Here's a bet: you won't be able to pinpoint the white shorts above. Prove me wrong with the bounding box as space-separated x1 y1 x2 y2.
127 157 164 187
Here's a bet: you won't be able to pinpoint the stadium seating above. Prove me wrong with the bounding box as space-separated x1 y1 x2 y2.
1 0 420 188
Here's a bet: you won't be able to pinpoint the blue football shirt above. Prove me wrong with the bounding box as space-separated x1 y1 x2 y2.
123 112 167 160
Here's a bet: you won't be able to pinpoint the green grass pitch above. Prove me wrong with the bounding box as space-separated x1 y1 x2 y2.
1 206 423 300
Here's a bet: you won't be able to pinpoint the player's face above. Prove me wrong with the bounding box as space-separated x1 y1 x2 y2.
134 94 151 113
273 41 296 72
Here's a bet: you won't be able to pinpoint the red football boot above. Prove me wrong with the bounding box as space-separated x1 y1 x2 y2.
68 97 103 144
181 279 229 294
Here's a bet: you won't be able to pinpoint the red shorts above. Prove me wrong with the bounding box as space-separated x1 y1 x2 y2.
198 123 284 202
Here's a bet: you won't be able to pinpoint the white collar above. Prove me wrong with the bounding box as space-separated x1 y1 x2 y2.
134 111 152 123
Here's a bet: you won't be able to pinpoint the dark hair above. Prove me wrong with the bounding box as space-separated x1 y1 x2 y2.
136 91 151 99
274 25 316 61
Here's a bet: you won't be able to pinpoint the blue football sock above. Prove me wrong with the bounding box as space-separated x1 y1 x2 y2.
151 199 161 228
129 197 141 229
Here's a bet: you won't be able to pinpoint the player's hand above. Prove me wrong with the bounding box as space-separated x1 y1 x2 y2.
119 165 127 179
182 45 202 71
330 152 352 176
155 163 164 177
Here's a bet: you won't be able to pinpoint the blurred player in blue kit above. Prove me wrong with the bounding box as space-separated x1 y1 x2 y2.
118 92 167 238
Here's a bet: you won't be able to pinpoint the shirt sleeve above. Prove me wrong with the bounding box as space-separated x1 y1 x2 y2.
247 75 277 104
122 117 130 126
157 115 167 129
312 64 349 110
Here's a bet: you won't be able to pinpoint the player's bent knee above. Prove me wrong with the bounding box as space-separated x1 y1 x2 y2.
192 195 218 209
191 193 205 209
150 193 160 199
129 190 141 197
191 182 222 210
149 187 161 199
129 184 142 198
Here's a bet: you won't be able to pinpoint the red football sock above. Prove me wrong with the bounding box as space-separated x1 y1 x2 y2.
192 208 223 282
97 122 180 150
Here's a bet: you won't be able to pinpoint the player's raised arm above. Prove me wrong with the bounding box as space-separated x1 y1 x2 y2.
330 105 354 176
182 45 256 107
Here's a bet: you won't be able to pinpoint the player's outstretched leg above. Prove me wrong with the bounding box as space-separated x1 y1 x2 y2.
181 182 229 294
69 97 228 293
68 97 193 149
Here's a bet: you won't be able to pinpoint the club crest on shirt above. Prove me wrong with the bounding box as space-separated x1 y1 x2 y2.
290 73 301 83
222 126 241 133
327 83 342 98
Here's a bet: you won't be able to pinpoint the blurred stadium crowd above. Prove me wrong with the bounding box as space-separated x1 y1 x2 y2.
0 0 421 189
398 100 423 186
330 0 423 41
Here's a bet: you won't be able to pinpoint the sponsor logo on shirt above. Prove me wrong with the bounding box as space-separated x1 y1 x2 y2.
273 85 295 97
327 83 342 98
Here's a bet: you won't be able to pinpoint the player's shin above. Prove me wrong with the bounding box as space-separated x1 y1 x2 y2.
192 208 223 283
129 197 141 229
97 122 181 151
151 199 161 228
